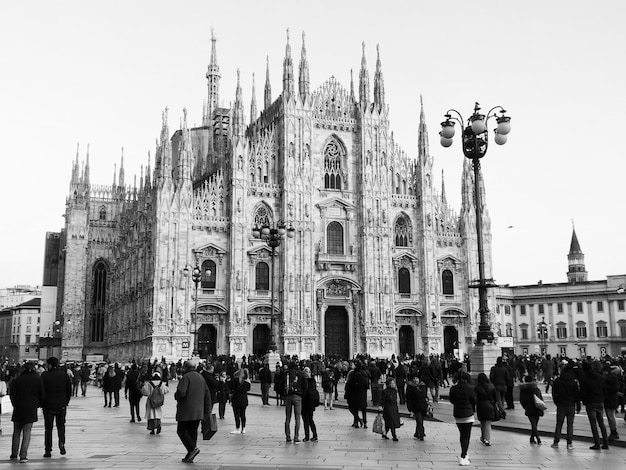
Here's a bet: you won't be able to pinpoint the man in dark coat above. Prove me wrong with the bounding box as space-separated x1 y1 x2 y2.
551 363 580 449
175 360 211 463
200 363 219 412
579 361 609 450
41 356 72 458
489 357 510 415
258 362 272 406
10 361 45 462
284 361 308 443
124 363 143 422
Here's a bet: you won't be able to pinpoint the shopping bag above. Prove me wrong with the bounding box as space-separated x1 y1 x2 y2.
372 412 384 434
533 394 547 411
201 413 218 440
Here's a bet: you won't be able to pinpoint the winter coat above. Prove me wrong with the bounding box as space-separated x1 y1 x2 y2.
519 382 544 417
216 379 230 404
489 364 510 387
603 374 620 410
381 386 401 428
321 371 335 393
579 370 605 405
449 381 476 419
231 379 251 408
259 367 272 385
102 371 117 393
124 369 143 400
405 382 429 413
474 382 498 422
302 377 320 411
345 370 368 410
10 369 45 423
141 380 169 420
552 370 580 408
41 367 72 412
175 370 211 422
201 370 219 405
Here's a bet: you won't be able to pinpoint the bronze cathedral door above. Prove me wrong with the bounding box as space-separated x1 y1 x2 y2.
324 306 349 359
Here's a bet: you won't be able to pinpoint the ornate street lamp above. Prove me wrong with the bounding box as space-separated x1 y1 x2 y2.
440 102 511 344
190 264 202 357
536 316 550 355
252 221 295 352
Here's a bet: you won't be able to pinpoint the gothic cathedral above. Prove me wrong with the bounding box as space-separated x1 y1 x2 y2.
57 32 495 362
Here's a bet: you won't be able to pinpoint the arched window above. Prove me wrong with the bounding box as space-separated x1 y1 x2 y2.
255 262 270 290
91 262 107 342
327 221 344 255
323 140 343 190
99 206 106 221
398 268 411 294
442 269 454 295
201 260 216 289
394 217 409 246
252 205 271 237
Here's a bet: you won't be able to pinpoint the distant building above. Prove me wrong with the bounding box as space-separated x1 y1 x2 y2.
494 228 626 358
0 297 42 363
0 285 41 310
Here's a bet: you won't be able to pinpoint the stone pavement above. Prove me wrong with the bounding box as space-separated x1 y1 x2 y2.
0 383 625 470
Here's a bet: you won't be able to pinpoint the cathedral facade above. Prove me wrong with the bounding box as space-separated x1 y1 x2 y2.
56 33 496 362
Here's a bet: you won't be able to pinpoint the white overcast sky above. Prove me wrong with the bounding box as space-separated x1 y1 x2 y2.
1 0 625 288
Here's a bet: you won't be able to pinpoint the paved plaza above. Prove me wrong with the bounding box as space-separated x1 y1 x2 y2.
1 382 626 469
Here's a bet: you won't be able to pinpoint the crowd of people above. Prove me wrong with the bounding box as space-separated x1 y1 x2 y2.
1 351 625 466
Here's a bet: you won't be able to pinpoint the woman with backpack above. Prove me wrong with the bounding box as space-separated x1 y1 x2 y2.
140 371 169 435
302 367 319 441
229 368 251 434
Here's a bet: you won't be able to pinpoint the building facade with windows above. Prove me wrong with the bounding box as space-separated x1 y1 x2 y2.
52 33 496 362
0 297 42 363
494 229 626 358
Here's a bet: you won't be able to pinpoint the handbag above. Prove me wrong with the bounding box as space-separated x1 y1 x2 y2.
426 402 434 418
491 403 502 422
372 412 384 434
533 394 547 411
201 413 218 440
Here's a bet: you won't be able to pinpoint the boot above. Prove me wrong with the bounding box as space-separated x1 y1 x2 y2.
608 431 619 441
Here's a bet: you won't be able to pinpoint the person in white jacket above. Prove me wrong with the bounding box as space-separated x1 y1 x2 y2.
141 371 169 435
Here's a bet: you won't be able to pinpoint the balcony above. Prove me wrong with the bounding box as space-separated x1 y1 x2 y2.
316 253 358 272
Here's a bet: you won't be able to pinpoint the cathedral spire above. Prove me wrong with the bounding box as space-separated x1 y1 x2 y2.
250 72 257 123
350 69 355 103
156 107 172 186
282 29 295 100
204 29 221 126
71 143 80 185
373 44 385 109
113 162 117 187
441 169 447 207
83 143 90 185
298 31 310 102
417 95 430 165
232 69 245 139
359 42 370 106
177 108 192 184
264 56 272 110
567 224 587 284
145 151 151 190
119 148 125 187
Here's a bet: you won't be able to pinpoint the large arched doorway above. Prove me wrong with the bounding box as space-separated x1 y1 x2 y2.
197 324 217 359
443 326 459 355
253 324 270 357
324 306 349 359
398 325 415 356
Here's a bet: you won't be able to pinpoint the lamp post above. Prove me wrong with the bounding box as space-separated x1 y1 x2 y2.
440 102 511 344
252 221 295 352
191 264 202 357
536 316 550 355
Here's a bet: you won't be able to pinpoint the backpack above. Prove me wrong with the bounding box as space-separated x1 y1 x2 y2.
285 371 301 395
149 382 164 408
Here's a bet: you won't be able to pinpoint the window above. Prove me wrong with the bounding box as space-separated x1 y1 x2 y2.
323 140 343 190
557 303 563 313
201 260 216 289
520 326 528 340
91 261 107 342
618 300 625 311
520 305 527 315
577 302 584 313
327 221 344 255
538 304 544 314
576 323 587 338
398 268 411 295
505 323 513 336
26 326 31 333
505 305 511 315
619 322 626 338
556 324 567 339
255 262 269 291
442 270 454 295
394 217 410 247
252 206 271 236
596 322 608 338
596 301 604 312
99 206 106 220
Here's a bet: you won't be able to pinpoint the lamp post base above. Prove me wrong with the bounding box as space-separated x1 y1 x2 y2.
468 342 501 380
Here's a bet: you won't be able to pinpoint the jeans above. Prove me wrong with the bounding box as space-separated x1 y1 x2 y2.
495 385 506 411
480 420 492 442
43 408 66 452
129 396 141 420
218 402 226 419
81 381 88 396
177 420 200 453
605 407 617 433
284 394 302 439
11 422 33 459
554 405 575 444
302 408 317 439
261 383 270 405
585 403 608 444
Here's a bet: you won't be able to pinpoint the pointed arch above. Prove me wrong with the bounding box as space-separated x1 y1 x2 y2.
251 203 274 237
322 135 347 190
393 213 412 247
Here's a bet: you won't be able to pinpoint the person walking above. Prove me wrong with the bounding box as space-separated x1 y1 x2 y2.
259 362 272 406
113 363 124 407
79 363 91 396
489 357 509 418
302 367 319 441
9 361 45 463
200 363 219 413
474 373 497 446
102 365 116 407
229 369 251 434
41 357 72 458
0 376 6 434
405 373 428 440
216 370 230 419
579 361 609 450
284 362 307 443
345 362 369 428
124 363 143 423
449 372 476 466
519 375 545 444
603 365 620 441
141 370 169 435
321 367 335 410
379 377 401 441
70 364 81 397
175 360 211 463
551 363 580 450
274 363 286 406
